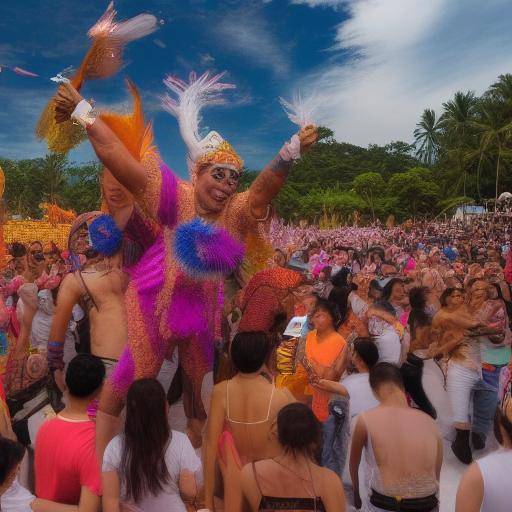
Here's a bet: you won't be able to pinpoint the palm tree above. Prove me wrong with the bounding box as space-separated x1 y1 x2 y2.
487 74 512 106
442 91 479 196
413 109 443 166
473 99 512 209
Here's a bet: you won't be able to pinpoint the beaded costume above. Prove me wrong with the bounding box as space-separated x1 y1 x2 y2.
100 73 273 420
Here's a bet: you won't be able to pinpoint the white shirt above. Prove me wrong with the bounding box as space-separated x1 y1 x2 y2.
341 373 379 419
103 431 202 512
369 317 401 364
0 479 34 512
477 449 512 512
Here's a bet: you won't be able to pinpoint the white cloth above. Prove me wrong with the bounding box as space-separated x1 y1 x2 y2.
341 373 379 420
30 289 77 365
0 479 34 512
102 430 202 512
349 292 368 320
446 362 480 424
369 318 401 364
477 450 512 512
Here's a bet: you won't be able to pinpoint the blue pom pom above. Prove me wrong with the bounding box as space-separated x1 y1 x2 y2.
89 215 123 256
174 218 244 277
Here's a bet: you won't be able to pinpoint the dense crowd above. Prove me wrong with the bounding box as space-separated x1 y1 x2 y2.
0 215 510 512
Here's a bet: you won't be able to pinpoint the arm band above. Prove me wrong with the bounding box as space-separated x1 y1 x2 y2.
71 99 96 128
47 341 65 371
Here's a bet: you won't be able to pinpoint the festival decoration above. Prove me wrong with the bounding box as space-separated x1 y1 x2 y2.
0 65 38 78
36 2 158 153
280 92 316 128
40 202 76 225
4 220 71 248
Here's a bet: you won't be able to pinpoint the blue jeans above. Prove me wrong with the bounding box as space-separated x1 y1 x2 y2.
321 398 349 478
482 364 505 390
472 372 499 438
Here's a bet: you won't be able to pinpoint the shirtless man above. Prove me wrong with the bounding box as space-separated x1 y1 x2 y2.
350 363 442 511
49 213 128 389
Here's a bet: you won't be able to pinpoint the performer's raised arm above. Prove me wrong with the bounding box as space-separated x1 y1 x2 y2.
54 82 147 195
248 125 317 219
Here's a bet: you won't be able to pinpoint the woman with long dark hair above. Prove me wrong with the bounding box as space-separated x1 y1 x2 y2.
242 403 345 511
401 286 438 419
102 378 201 511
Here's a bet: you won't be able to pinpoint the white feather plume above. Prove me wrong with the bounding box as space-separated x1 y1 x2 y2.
162 71 235 161
280 92 316 128
88 2 158 43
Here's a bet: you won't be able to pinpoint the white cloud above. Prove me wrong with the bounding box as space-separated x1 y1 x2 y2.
294 0 512 147
290 0 344 7
212 6 290 77
199 52 216 66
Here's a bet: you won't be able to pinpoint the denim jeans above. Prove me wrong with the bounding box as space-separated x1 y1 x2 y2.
472 375 499 438
321 397 350 479
482 364 506 391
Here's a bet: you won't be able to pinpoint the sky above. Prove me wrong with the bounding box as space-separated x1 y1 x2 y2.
1 0 512 177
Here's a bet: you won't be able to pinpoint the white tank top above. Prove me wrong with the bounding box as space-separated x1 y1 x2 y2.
477 450 512 512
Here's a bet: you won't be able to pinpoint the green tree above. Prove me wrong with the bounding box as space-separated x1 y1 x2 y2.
353 172 386 220
441 91 479 196
414 109 443 165
388 168 441 219
473 98 512 208
61 163 101 213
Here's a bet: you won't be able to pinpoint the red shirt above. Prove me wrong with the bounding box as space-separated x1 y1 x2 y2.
35 416 101 504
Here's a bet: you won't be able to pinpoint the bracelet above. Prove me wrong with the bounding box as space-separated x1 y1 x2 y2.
47 341 64 371
71 99 96 127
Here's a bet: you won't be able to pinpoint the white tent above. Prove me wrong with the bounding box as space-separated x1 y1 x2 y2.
497 191 512 203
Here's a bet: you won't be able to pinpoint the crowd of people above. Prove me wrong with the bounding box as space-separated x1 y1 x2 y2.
1 7 511 508
0 215 511 511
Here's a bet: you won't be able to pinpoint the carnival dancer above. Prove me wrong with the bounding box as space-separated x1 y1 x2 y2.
53 72 317 456
49 212 127 391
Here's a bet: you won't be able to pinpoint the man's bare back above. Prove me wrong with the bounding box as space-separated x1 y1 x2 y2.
51 266 128 362
78 268 128 360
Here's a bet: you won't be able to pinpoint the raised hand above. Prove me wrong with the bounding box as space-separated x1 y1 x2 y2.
299 124 318 154
54 82 84 123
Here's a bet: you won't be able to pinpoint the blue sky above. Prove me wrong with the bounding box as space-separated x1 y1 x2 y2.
1 0 512 178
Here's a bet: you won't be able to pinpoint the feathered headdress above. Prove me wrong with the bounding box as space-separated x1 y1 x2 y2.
36 2 158 153
162 71 243 174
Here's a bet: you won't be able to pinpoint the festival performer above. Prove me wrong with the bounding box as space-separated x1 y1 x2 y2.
53 72 317 455
48 212 127 391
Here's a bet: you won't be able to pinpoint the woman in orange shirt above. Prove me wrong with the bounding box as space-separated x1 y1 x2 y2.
284 299 347 421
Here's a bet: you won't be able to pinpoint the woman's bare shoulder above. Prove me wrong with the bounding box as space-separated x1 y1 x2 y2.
274 385 297 405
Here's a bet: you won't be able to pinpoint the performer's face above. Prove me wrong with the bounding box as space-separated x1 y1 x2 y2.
194 164 241 213
69 224 91 254
102 168 133 212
